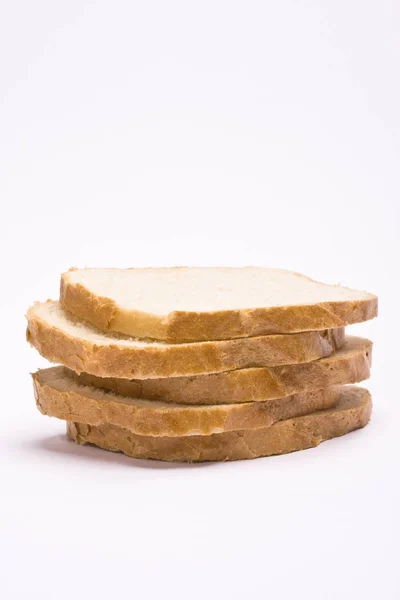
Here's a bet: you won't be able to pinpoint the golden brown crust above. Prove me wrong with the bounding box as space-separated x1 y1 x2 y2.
26 302 345 379
61 271 377 343
66 387 372 462
72 337 371 404
60 277 116 332
33 366 341 437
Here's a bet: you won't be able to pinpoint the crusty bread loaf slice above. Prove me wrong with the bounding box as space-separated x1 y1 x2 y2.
66 386 372 462
33 366 342 437
26 301 345 379
72 337 371 404
60 267 377 342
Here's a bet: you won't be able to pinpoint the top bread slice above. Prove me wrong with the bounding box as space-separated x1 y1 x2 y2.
26 301 344 379
60 267 377 342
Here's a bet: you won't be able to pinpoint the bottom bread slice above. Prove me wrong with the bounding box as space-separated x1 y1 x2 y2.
66 386 371 462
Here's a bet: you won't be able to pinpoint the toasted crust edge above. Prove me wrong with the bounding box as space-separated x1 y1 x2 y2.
71 337 372 404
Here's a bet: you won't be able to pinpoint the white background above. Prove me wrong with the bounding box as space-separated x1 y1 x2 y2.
1 1 399 598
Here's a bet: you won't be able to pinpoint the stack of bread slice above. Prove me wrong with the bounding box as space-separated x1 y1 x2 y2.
27 267 377 462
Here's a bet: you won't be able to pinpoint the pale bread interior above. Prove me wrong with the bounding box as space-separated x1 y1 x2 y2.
31 301 173 348
64 267 374 315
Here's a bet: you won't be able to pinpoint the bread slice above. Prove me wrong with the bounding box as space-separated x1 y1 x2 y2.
26 301 345 379
60 267 377 342
33 366 342 437
66 386 372 462
71 337 371 404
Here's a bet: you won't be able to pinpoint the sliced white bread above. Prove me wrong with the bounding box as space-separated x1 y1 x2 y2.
26 301 345 379
67 386 372 462
61 267 377 342
72 337 371 404
33 366 342 437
